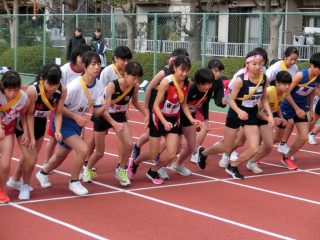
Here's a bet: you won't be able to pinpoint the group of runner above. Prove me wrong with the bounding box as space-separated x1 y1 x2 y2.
1 44 320 203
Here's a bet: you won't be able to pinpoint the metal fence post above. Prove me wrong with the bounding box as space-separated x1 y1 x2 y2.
14 15 18 71
76 14 79 28
258 13 263 47
43 15 46 65
153 13 158 77
201 13 207 67
111 13 115 50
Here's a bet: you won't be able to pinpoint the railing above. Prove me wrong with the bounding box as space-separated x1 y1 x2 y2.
55 35 319 60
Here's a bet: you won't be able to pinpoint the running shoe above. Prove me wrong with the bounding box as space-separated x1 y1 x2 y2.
6 177 33 191
308 133 317 145
277 142 289 154
82 167 97 183
0 189 10 204
190 151 198 164
115 167 131 187
170 163 192 176
219 153 230 168
69 181 89 196
225 164 244 179
246 160 263 174
36 170 52 188
131 143 141 160
230 151 239 161
281 158 298 170
127 158 139 180
19 184 30 200
157 167 169 180
146 169 164 184
196 146 207 169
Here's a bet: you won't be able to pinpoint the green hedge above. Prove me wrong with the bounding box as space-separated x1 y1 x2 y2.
0 46 310 81
0 46 65 73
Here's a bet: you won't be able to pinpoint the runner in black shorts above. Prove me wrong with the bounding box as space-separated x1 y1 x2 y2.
128 56 200 185
171 68 216 176
131 48 189 164
84 61 146 187
247 71 292 174
7 63 66 200
197 50 274 179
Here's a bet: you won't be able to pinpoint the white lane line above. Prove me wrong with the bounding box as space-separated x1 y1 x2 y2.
17 162 293 240
9 202 109 240
26 142 320 207
12 190 122 205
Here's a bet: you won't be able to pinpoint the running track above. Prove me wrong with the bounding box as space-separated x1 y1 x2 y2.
1 109 320 239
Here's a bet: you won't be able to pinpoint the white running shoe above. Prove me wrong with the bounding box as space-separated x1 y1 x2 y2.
36 171 52 188
190 152 198 164
69 181 88 196
7 177 23 190
219 153 230 168
7 177 33 191
246 161 263 174
230 151 239 161
170 163 192 176
277 143 290 154
308 133 317 145
19 184 30 200
157 167 169 180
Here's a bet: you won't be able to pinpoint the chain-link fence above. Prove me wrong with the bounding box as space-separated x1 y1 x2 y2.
0 12 319 81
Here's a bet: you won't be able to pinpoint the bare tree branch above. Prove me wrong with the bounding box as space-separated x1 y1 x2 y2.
250 0 264 11
2 0 11 14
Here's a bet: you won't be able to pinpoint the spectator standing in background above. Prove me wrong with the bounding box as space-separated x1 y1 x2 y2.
89 28 108 69
66 28 86 61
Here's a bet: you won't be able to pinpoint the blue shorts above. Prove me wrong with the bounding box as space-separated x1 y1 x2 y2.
53 115 82 149
280 103 308 122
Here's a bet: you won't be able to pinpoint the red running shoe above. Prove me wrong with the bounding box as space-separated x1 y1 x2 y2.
281 158 298 170
0 188 10 204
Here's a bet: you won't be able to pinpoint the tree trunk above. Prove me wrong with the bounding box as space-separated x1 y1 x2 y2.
4 0 19 48
187 2 202 62
126 16 135 52
267 14 283 61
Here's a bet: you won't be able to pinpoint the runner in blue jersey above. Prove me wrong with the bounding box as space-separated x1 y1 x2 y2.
280 52 320 170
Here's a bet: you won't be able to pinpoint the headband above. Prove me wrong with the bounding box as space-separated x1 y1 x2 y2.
243 54 263 80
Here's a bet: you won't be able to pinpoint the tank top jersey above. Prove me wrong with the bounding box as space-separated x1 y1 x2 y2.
109 80 135 113
31 81 62 118
0 90 28 134
266 60 299 82
235 73 267 109
99 64 121 87
156 75 189 117
282 68 320 110
267 86 287 112
187 83 214 119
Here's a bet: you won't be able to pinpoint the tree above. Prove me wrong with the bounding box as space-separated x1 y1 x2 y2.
180 0 203 63
39 0 88 35
1 0 20 48
250 0 287 61
103 0 137 51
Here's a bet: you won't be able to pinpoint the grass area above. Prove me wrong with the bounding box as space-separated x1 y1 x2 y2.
21 73 36 85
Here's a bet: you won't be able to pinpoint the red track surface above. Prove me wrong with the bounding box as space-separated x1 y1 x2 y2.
1 109 320 240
